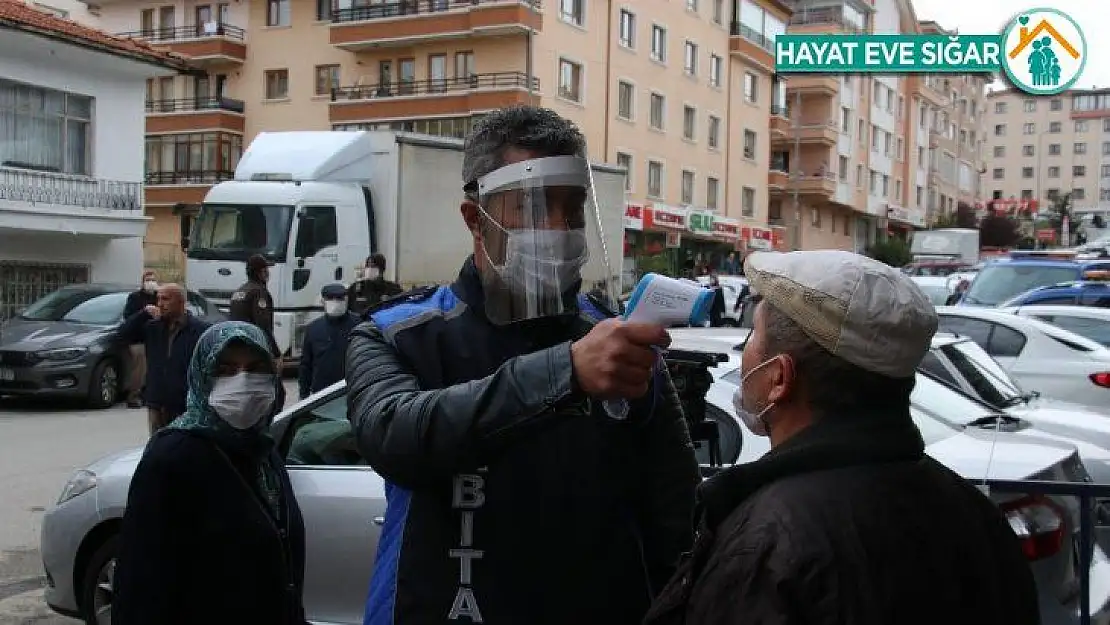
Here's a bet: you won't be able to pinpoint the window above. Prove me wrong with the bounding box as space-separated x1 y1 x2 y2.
1049 143 1061 155
683 106 696 140
315 0 330 21
994 101 1007 114
266 0 289 26
0 79 92 175
707 115 720 149
1048 166 1060 178
707 177 720 209
840 107 851 133
681 170 694 204
617 80 634 119
282 393 366 466
743 72 758 103
558 59 582 102
687 0 698 10
1075 165 1087 177
1102 164 1110 178
1023 99 1036 112
1076 142 1088 155
1050 121 1062 133
616 152 632 191
1074 188 1087 200
144 132 243 183
1103 142 1110 156
650 93 665 130
647 160 663 197
987 325 1027 358
994 124 1005 136
294 205 339 258
1037 315 1110 347
1022 144 1034 157
264 69 288 99
709 54 722 87
618 9 635 47
314 65 339 96
1076 120 1090 132
1023 123 1035 135
993 146 1005 157
1051 98 1063 111
742 186 755 217
1047 188 1060 201
839 156 849 181
1105 119 1110 133
712 0 724 24
651 25 667 62
1021 167 1033 179
560 0 583 26
684 41 698 75
743 130 756 159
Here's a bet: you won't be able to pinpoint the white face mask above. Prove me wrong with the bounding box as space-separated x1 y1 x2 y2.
486 227 589 292
732 357 778 437
143 280 158 293
208 372 276 430
362 268 376 279
324 300 348 317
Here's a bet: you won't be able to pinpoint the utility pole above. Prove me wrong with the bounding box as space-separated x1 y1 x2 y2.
791 89 802 250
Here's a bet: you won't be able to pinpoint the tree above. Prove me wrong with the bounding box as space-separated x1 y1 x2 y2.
978 214 1020 248
954 202 978 229
1049 192 1072 245
866 237 912 268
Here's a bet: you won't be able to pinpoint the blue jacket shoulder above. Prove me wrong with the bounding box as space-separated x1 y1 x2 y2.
368 285 460 333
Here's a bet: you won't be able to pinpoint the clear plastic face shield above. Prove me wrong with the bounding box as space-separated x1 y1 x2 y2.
474 155 620 325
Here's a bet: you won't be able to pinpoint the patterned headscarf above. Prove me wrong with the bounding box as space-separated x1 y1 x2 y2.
165 321 283 519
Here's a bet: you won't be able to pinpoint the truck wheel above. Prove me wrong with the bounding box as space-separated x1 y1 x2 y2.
87 360 119 409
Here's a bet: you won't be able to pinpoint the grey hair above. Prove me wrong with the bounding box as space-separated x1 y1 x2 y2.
461 105 587 200
761 303 914 416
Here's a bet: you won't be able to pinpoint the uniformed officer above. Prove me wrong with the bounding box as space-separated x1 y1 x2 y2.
229 254 285 408
348 253 403 316
298 283 359 400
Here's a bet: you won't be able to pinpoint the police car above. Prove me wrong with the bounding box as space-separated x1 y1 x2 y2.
1000 270 1110 307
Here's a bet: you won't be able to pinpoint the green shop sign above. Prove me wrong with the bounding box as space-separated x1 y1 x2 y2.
687 211 715 235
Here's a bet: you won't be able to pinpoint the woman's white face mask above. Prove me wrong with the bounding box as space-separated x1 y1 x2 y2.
209 372 276 430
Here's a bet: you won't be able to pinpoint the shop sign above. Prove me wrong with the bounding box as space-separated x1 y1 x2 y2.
687 210 716 235
623 204 644 230
988 199 1039 217
1036 228 1057 243
647 204 687 229
743 226 773 250
885 204 926 228
770 226 788 251
712 216 741 241
665 231 682 248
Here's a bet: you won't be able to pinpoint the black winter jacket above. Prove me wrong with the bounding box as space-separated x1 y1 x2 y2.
345 257 700 625
115 312 208 416
112 429 308 625
298 311 359 399
644 410 1040 625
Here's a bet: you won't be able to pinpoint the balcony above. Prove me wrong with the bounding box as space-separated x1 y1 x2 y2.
729 22 775 72
911 75 947 108
330 72 539 124
116 24 246 65
771 120 839 146
787 7 866 33
786 75 838 97
768 172 836 199
144 170 234 206
330 0 543 51
146 97 246 134
769 106 790 139
768 169 789 189
0 167 146 237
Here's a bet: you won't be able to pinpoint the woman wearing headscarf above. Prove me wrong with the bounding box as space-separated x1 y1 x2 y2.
112 321 308 625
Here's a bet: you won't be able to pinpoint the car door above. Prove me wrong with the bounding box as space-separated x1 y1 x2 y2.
279 392 386 624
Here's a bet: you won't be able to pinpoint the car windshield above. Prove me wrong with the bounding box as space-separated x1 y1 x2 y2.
911 372 1000 426
962 264 1079 305
939 341 1024 406
20 289 127 325
187 203 294 262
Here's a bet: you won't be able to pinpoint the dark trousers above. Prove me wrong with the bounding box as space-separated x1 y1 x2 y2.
147 407 179 435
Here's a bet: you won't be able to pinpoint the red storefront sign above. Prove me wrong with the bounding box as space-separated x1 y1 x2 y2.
712 217 741 241
1036 228 1057 243
989 199 1039 217
742 226 773 250
623 204 644 230
771 226 788 251
645 204 688 229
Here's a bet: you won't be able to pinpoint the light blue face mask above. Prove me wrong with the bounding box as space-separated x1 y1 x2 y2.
732 356 780 437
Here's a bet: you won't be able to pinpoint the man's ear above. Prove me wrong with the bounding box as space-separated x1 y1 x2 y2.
460 200 481 238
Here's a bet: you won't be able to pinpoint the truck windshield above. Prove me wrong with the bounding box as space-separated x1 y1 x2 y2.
961 264 1078 306
187 203 295 262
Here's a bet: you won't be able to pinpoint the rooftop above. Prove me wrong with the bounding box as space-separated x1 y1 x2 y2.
0 0 193 72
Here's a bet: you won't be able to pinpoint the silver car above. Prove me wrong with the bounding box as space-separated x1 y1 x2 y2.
41 347 1110 625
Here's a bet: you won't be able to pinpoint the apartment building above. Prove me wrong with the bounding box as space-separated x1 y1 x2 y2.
984 87 1110 216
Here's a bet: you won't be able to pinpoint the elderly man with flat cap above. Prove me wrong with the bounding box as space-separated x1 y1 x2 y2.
645 250 1039 625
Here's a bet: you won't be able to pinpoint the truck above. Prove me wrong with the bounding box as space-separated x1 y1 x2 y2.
184 130 627 360
908 228 981 270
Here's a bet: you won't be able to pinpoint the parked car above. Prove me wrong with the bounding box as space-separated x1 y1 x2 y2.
1000 277 1110 308
0 283 224 407
936 306 1110 411
695 275 749 326
1004 305 1110 348
910 275 955 306
958 257 1110 307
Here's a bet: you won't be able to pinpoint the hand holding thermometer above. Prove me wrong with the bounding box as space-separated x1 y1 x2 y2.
602 274 715 419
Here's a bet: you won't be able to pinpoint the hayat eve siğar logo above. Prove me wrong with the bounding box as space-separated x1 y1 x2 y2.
1000 7 1086 96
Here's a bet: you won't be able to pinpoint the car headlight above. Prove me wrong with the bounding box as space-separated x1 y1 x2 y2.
57 469 97 505
35 347 88 361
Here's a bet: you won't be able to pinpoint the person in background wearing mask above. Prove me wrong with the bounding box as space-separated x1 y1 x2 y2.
946 278 970 305
348 253 403 315
346 105 699 625
115 284 208 434
645 250 1037 625
121 271 159 408
230 254 285 407
299 283 359 400
112 322 308 625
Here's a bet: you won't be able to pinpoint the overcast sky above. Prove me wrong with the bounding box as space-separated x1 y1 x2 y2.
909 0 1105 91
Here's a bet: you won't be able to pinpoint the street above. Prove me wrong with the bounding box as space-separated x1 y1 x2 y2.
0 381 299 624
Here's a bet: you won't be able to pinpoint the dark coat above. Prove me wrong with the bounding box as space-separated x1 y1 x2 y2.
230 279 280 357
122 290 157 324
115 312 208 416
644 410 1039 625
113 429 308 625
298 312 358 399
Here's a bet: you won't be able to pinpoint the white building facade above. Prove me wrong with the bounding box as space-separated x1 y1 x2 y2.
0 5 188 319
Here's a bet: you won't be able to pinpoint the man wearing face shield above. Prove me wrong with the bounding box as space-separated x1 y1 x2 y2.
298 283 358 400
645 250 1037 625
346 105 699 625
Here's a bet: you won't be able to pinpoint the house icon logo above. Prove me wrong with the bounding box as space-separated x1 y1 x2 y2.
1001 7 1086 96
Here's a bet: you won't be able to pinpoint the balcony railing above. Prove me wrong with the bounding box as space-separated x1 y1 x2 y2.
117 23 245 41
787 7 866 32
0 166 141 211
332 0 541 23
770 104 789 117
728 22 775 54
146 170 235 185
145 97 246 114
331 72 538 101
